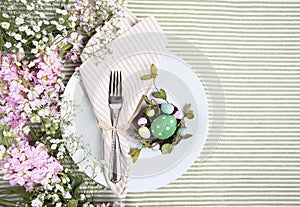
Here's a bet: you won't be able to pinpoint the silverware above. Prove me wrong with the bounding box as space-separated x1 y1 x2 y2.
108 71 123 183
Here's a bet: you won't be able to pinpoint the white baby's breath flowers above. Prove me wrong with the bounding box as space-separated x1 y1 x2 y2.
14 34 22 41
15 17 24 25
25 28 35 36
63 191 72 199
31 48 39 54
1 22 10 30
33 25 41 33
56 24 65 31
51 144 58 150
26 3 34 11
56 8 68 15
19 25 28 32
2 13 9 18
4 42 12 49
55 202 62 207
31 197 43 207
52 194 60 202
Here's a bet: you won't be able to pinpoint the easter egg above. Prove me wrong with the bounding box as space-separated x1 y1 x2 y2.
138 126 151 139
146 108 155 117
174 110 184 119
137 117 147 126
151 143 160 151
150 114 177 140
178 127 188 136
161 103 174 114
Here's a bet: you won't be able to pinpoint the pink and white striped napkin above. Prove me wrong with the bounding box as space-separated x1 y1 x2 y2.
79 9 167 198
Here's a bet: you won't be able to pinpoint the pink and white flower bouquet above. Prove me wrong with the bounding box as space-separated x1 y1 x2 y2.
0 0 125 206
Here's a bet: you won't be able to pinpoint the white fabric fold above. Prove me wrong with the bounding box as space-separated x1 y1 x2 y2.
79 10 167 198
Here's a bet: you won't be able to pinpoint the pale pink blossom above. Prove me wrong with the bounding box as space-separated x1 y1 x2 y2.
2 141 63 191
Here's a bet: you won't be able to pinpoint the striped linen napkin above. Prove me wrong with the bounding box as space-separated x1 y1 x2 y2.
79 10 167 198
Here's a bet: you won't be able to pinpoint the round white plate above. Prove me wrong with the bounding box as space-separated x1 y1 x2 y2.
62 53 208 192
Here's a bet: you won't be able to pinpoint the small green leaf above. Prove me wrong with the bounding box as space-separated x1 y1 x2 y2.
71 175 84 199
143 95 152 105
150 64 158 78
67 199 78 207
161 143 174 154
182 134 193 139
172 133 182 145
184 103 192 115
186 111 194 119
140 74 152 80
184 103 194 119
129 149 141 163
29 125 39 142
152 91 161 98
159 88 167 100
140 140 152 148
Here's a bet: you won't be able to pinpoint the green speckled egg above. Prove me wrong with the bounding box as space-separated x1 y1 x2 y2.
150 115 177 140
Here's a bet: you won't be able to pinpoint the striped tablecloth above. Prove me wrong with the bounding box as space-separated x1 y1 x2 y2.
2 0 300 206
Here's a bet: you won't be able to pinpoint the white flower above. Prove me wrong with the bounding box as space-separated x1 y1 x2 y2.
2 13 9 18
31 48 38 54
55 203 62 207
39 12 46 19
26 4 34 11
42 36 49 43
21 39 27 43
4 42 12 48
21 0 27 4
15 42 22 49
38 108 50 117
56 24 65 31
52 194 59 202
43 20 50 25
64 192 72 199
0 145 6 160
19 25 27 32
50 20 58 25
14 34 22 41
25 28 35 36
56 9 68 15
30 114 41 123
80 194 86 201
58 18 65 24
1 22 10 30
33 25 40 33
15 17 24 25
68 15 77 22
55 184 64 193
51 144 57 150
31 197 43 207
83 203 90 207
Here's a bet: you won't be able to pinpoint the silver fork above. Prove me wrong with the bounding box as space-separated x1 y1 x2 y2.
108 71 123 183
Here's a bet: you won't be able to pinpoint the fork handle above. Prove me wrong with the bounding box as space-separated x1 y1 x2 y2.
109 111 122 183
110 130 122 183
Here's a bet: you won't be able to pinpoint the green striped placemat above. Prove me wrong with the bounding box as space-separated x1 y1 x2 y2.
1 0 300 206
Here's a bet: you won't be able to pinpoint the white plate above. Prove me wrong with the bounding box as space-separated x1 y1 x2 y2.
62 53 208 192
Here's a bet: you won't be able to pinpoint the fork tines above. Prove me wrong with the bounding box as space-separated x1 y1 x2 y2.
109 71 122 98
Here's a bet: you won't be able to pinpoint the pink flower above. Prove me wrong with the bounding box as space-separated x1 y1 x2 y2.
0 50 64 134
2 141 63 191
